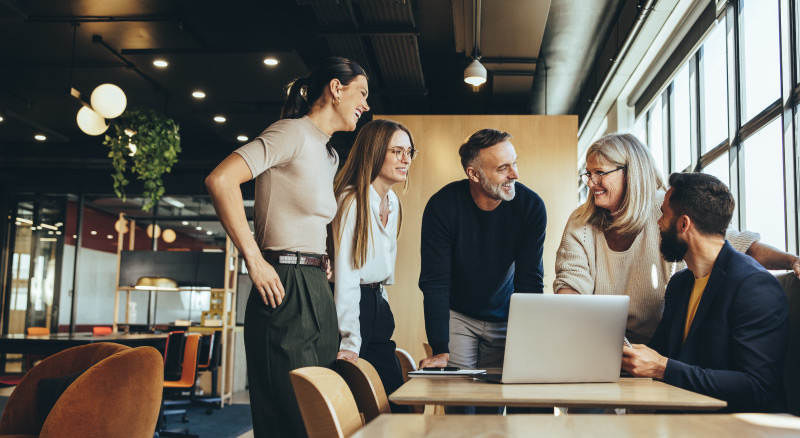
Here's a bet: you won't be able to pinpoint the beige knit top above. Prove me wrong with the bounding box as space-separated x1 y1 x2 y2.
234 116 337 255
553 191 760 344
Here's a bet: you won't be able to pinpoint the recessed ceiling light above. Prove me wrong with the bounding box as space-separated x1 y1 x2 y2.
263 58 279 66
34 134 46 141
153 59 168 68
0 115 4 122
214 116 226 123
237 135 248 142
192 91 206 99
195 226 203 231
206 230 213 235
107 234 114 239
90 230 97 235
181 221 189 226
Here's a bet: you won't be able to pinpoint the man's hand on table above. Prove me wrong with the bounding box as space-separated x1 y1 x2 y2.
621 344 667 380
419 353 450 368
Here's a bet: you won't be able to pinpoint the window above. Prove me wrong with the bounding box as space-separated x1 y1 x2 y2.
701 20 728 151
738 0 781 121
742 119 786 250
647 95 666 177
703 152 730 188
672 64 692 172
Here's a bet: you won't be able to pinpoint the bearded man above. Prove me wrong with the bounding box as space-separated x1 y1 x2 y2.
622 172 789 413
418 129 547 413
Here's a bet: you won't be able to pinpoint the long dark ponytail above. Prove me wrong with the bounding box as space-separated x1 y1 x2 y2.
282 57 367 159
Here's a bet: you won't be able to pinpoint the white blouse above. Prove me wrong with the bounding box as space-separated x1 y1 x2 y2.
334 185 399 354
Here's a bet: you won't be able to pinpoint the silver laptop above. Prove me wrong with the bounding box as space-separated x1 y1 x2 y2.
475 293 629 384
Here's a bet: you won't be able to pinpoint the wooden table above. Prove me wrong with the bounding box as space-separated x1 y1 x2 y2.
389 377 726 411
350 414 800 437
0 332 167 355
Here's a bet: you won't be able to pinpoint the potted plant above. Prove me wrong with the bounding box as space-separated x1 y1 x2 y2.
103 107 181 211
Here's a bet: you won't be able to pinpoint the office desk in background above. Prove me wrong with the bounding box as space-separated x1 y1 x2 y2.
389 377 726 411
0 332 168 355
350 414 800 438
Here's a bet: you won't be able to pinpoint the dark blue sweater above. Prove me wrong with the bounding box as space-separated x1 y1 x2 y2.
419 180 546 354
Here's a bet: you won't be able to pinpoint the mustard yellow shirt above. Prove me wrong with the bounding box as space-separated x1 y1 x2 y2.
684 274 710 342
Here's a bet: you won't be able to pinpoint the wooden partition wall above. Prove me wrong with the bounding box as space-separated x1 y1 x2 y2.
374 115 578 363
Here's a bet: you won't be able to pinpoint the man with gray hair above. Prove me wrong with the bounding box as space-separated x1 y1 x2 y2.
418 129 547 411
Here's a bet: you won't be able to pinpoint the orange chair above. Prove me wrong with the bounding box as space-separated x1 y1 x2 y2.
0 343 163 438
92 326 112 336
159 334 201 438
26 327 49 336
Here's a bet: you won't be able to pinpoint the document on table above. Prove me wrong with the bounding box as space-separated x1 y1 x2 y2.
408 369 486 377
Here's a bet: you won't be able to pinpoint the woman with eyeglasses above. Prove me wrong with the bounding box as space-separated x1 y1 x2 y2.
205 57 369 438
554 133 800 344
331 119 415 410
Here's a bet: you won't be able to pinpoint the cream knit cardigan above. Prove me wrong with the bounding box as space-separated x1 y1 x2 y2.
553 191 759 344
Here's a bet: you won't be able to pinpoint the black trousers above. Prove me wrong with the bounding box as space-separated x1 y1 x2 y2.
244 263 338 438
358 286 409 413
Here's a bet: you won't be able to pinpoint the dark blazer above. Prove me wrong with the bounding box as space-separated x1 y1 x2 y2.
649 241 789 413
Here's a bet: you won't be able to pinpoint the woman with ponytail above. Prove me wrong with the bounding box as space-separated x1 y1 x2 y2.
205 57 369 438
331 119 415 411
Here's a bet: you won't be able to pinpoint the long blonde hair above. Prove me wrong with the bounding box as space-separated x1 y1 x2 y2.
332 119 414 269
574 133 665 235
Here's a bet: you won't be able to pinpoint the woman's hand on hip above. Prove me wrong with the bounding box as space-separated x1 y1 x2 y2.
246 255 285 308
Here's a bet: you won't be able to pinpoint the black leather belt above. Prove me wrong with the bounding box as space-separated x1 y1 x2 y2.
262 250 328 271
360 282 383 290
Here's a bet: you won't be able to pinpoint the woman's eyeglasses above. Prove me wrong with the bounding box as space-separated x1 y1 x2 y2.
388 147 418 161
580 166 626 186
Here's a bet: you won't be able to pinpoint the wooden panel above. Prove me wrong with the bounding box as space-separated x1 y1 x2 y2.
375 115 577 363
389 377 726 410
350 414 800 438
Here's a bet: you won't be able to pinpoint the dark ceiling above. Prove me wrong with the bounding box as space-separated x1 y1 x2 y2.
0 0 622 196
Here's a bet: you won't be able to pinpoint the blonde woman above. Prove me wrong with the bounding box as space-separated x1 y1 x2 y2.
332 119 415 410
206 57 369 438
555 133 800 344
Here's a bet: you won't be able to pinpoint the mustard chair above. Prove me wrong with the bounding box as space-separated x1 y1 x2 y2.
0 343 163 438
336 358 390 424
290 367 362 438
777 273 800 416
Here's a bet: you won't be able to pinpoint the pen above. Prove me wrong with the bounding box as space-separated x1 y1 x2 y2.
623 336 632 348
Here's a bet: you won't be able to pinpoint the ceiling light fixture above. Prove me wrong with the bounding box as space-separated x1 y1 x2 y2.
464 0 486 88
34 134 47 141
153 59 168 68
263 58 279 66
192 91 206 99
0 115 4 122
214 116 226 123
237 135 248 142
76 106 108 136
181 221 189 226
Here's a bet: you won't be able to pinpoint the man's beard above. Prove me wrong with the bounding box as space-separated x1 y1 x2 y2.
478 168 516 201
660 220 688 262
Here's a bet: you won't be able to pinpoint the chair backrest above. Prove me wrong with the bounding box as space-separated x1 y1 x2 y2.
0 343 131 436
198 330 221 370
27 327 49 336
92 326 112 336
290 367 362 438
778 273 800 415
164 334 201 388
394 348 417 383
336 358 390 423
163 331 186 381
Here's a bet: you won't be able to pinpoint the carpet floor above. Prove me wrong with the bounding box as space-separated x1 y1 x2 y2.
0 395 253 438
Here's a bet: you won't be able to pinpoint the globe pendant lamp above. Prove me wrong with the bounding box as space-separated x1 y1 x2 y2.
76 106 109 136
90 83 127 119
